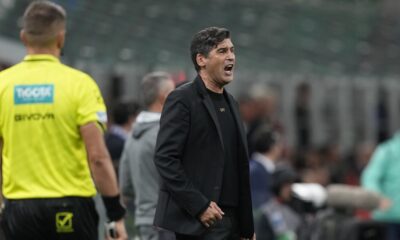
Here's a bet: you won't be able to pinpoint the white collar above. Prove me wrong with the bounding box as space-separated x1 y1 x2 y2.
135 111 161 123
252 152 275 173
109 125 129 140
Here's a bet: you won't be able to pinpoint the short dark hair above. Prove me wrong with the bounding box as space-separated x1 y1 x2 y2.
190 27 230 72
271 165 297 196
252 126 279 153
111 100 140 125
22 1 66 47
141 72 172 109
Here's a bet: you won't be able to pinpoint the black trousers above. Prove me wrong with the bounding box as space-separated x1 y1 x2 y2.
175 207 240 240
1 197 98 240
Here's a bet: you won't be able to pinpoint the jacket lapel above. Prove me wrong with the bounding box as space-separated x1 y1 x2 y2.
194 76 225 151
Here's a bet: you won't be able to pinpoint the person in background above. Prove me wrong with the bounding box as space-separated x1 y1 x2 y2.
0 1 127 239
250 126 283 210
362 131 400 240
255 166 300 240
119 72 175 240
105 100 140 176
294 82 312 149
153 26 255 240
240 84 279 156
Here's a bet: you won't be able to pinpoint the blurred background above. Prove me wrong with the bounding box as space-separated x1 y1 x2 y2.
1 0 400 239
1 0 400 152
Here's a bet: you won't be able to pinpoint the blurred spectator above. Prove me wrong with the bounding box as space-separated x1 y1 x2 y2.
343 142 375 186
294 82 311 149
300 148 330 186
250 126 283 210
241 83 279 155
376 88 389 143
319 144 345 184
255 165 300 240
119 72 175 240
362 132 400 240
238 93 257 131
105 100 140 175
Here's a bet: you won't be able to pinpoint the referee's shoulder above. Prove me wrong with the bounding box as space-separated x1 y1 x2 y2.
59 63 95 83
0 63 24 89
0 62 24 77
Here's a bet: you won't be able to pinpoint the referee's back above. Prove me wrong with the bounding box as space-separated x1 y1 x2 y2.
0 54 106 199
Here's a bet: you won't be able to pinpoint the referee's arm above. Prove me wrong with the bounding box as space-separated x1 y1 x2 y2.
80 122 119 196
80 122 128 240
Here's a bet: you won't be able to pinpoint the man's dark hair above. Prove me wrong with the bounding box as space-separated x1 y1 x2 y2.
22 1 66 47
190 27 230 72
140 72 172 109
111 100 140 125
271 165 297 196
252 126 279 154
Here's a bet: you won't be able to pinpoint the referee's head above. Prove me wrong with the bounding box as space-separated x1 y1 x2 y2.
20 1 66 51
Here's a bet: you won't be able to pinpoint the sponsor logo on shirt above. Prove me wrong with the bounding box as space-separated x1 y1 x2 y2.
14 112 55 122
14 84 54 104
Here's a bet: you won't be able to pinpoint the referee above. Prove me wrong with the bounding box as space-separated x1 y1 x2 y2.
0 1 127 239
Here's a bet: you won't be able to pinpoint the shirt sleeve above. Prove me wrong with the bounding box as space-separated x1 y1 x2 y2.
76 76 107 130
361 144 387 194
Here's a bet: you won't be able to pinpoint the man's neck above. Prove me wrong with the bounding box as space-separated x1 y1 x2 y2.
148 102 163 113
253 152 275 172
26 47 60 58
199 72 224 93
121 122 133 133
265 152 276 162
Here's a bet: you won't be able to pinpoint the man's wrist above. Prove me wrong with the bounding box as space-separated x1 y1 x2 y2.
101 194 126 221
196 201 211 218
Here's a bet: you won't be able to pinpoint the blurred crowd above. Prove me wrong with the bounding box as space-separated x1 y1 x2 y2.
237 81 375 188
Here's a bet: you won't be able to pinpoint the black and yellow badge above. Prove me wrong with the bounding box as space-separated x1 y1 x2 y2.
56 212 74 233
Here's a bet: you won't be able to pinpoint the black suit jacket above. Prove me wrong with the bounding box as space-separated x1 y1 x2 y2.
153 76 254 237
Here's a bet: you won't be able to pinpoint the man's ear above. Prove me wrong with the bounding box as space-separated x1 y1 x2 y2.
196 53 207 69
158 92 167 106
56 30 66 49
20 30 28 46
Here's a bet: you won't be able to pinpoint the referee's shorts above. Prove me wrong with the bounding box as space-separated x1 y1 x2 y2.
1 197 98 240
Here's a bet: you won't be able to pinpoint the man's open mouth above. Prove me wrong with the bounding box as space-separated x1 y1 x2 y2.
224 64 234 74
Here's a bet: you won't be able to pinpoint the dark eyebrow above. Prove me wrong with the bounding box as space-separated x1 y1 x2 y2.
217 47 228 52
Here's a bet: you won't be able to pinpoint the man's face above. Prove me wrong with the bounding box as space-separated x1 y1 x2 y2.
201 38 235 86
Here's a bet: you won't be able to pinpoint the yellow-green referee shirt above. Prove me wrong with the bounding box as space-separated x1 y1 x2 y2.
0 54 107 199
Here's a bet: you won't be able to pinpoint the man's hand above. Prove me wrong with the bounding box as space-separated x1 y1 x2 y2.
105 219 128 240
241 233 256 240
199 201 224 227
114 219 128 240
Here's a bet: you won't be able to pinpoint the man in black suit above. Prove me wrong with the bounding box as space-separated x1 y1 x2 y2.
153 27 255 240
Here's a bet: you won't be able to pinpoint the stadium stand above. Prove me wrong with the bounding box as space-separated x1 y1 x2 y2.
0 0 385 75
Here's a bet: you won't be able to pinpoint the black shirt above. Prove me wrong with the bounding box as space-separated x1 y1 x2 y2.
207 89 239 207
